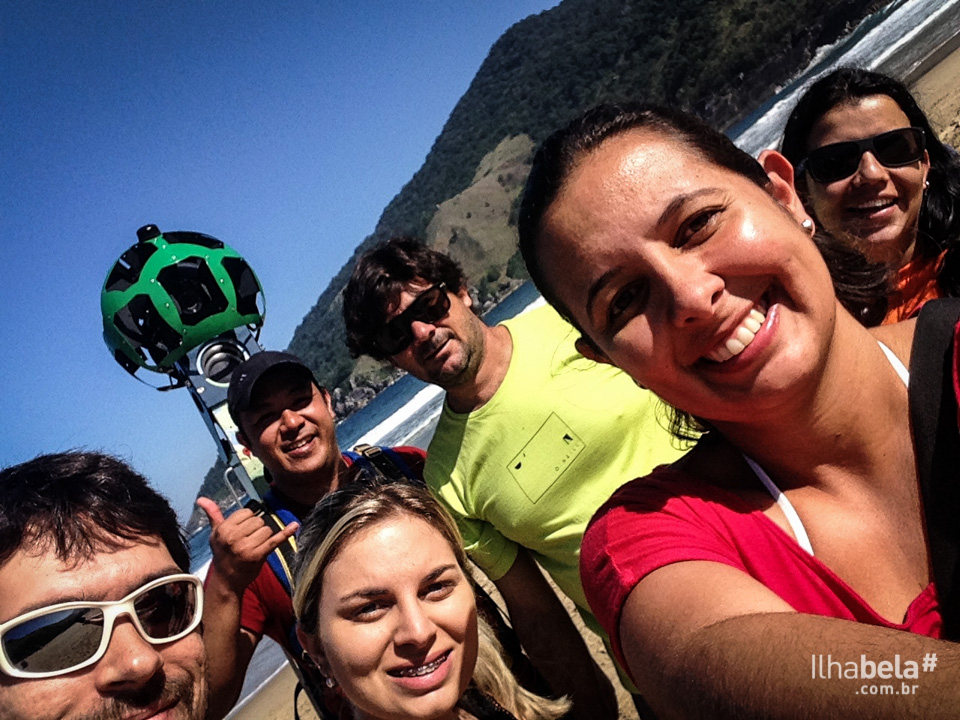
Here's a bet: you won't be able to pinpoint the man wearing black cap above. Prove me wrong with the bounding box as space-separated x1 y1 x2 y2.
197 351 425 719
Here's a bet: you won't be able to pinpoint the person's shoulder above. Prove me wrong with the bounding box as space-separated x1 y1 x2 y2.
592 438 749 524
386 445 427 462
595 464 697 515
501 301 571 337
243 558 286 605
870 315 917 365
374 445 428 480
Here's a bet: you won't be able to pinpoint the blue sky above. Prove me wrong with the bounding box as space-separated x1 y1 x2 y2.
0 1 559 521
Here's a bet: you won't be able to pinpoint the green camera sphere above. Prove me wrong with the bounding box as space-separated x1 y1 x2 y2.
101 225 264 375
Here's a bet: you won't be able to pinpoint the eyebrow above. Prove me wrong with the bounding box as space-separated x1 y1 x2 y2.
584 187 722 322
337 564 458 603
8 565 183 617
656 188 719 229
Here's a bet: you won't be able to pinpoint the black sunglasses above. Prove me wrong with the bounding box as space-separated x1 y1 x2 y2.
798 127 925 184
375 283 451 356
0 574 202 678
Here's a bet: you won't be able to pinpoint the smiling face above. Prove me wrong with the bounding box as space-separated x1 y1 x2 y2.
237 370 340 488
0 537 206 720
384 281 487 390
307 513 477 720
804 95 930 268
536 128 838 426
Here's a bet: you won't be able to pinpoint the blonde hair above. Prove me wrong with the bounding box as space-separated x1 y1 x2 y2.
292 475 569 719
474 617 570 719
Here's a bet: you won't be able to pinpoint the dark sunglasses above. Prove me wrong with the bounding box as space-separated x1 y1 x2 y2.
375 283 451 356
798 127 925 184
0 574 202 678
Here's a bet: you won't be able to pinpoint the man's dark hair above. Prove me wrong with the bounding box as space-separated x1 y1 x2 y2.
0 451 189 571
343 237 468 360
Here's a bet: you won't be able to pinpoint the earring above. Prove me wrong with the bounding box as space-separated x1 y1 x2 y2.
801 218 814 232
925 179 931 189
324 676 337 689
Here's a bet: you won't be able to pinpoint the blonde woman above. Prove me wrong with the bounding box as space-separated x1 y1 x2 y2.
292 476 569 720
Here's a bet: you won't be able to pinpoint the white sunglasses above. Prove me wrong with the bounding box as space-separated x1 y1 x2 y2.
0 573 203 679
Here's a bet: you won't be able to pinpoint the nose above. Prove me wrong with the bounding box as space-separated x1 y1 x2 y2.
852 151 887 184
394 599 437 650
409 319 436 341
93 618 164 694
278 407 304 433
659 258 724 327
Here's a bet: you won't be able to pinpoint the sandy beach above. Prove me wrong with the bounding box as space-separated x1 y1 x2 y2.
227 664 319 720
912 42 960 148
229 38 960 720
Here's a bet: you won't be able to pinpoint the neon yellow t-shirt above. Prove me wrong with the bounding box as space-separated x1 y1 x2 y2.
425 302 685 669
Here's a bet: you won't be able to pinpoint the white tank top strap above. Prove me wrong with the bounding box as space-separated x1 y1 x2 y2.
742 340 907 558
743 455 815 556
877 340 909 387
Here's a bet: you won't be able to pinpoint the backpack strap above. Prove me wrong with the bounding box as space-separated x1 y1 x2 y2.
909 298 960 640
345 443 424 485
244 494 337 719
245 492 299 595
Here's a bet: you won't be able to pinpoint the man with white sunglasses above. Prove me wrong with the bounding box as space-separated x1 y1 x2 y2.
0 451 207 720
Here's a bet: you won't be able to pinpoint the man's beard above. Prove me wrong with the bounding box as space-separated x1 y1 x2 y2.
76 671 202 720
418 331 479 388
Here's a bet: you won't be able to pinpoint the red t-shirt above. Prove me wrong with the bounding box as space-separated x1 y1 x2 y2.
237 446 427 647
581 468 943 675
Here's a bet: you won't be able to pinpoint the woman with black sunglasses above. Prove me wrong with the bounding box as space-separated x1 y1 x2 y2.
781 68 960 324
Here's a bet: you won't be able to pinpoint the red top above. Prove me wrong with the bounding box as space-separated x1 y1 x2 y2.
237 446 427 647
581 468 942 675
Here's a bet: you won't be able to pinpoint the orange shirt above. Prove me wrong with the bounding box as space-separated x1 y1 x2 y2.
883 250 946 324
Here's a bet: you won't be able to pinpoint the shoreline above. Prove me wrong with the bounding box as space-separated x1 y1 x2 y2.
898 21 960 86
909 38 960 148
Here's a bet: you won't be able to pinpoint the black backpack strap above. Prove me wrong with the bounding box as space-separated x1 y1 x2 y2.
351 443 424 486
467 566 552 698
909 298 960 639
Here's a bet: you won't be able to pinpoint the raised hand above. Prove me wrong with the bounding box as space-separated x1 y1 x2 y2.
196 497 299 594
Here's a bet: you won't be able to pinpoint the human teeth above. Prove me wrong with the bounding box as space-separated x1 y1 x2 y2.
705 304 767 363
393 654 446 677
853 199 892 210
743 309 763 333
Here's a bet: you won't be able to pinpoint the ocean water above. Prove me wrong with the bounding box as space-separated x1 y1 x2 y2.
195 2 960 713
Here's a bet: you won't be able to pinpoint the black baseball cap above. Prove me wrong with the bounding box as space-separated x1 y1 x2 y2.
227 351 320 423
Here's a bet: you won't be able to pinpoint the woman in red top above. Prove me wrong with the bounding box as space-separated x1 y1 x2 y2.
781 68 960 323
518 102 960 719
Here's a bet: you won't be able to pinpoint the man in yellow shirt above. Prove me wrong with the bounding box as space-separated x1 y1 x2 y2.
343 238 684 719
